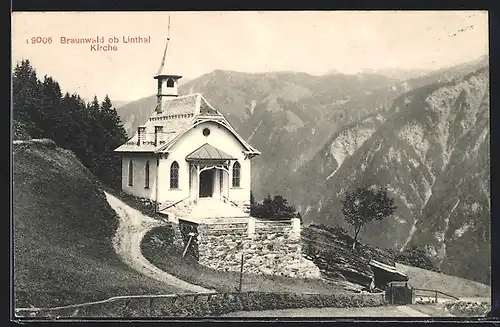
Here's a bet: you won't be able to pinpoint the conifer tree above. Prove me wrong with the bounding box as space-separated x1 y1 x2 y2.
12 60 43 137
39 75 63 141
13 59 130 190
98 95 127 188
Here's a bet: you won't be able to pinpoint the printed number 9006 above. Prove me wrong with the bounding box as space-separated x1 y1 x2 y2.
27 37 52 44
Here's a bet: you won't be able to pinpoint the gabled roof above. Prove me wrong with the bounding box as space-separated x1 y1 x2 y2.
369 260 408 279
114 93 260 155
186 143 237 161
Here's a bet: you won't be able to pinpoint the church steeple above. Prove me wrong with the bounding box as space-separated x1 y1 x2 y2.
154 15 182 113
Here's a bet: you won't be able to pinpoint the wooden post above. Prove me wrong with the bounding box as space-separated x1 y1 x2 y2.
238 253 244 292
435 291 438 304
182 233 195 258
391 283 394 304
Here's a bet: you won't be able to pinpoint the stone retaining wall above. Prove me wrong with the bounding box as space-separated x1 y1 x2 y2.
177 218 320 279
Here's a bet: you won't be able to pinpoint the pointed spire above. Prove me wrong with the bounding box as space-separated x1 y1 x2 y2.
156 15 170 76
154 14 181 79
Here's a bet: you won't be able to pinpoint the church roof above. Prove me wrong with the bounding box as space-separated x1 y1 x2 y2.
114 93 260 155
186 143 237 161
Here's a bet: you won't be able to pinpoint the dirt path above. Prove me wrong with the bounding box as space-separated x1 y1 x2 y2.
222 305 431 317
396 306 429 317
104 191 212 293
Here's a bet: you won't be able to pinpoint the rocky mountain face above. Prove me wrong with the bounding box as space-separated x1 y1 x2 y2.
116 56 489 284
297 66 490 285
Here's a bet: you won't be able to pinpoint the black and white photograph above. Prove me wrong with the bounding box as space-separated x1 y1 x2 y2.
11 10 492 320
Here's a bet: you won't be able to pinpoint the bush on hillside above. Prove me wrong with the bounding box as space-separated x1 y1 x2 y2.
445 300 491 317
115 191 159 217
250 193 301 221
395 245 440 272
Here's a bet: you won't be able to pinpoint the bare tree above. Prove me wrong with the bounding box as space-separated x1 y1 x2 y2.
341 186 397 250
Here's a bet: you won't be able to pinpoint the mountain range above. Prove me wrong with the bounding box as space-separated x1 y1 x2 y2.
115 54 490 284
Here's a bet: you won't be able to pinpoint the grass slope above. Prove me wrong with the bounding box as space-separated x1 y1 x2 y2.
396 263 490 298
13 140 180 308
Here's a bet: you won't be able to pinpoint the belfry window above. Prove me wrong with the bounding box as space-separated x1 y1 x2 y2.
170 161 179 189
167 78 175 88
232 161 241 187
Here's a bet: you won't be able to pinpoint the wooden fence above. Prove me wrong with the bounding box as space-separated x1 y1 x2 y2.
413 288 460 302
385 282 460 305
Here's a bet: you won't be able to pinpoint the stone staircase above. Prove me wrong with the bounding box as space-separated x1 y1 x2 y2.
160 198 249 222
159 200 192 222
188 198 248 219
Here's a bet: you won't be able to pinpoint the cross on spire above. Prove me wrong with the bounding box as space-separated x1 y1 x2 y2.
167 14 171 40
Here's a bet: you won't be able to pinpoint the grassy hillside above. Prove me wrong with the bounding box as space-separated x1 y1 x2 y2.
13 139 181 308
396 263 490 298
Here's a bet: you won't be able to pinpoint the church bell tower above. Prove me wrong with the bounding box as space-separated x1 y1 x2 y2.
154 15 182 113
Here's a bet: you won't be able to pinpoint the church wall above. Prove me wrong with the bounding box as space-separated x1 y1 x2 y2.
228 160 252 210
158 121 252 205
121 155 158 200
157 155 190 204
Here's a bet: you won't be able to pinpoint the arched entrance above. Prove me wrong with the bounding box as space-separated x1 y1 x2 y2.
199 168 215 198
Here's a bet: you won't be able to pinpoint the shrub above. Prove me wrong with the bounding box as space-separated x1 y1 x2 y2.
396 246 440 272
250 194 300 220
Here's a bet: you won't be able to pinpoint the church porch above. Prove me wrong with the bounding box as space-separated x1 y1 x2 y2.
159 143 249 221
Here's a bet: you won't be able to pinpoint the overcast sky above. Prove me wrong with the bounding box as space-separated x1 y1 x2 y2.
12 11 488 102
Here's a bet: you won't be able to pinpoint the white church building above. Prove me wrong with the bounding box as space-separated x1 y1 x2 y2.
114 30 260 221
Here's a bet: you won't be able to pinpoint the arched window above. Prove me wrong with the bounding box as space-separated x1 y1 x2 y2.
232 161 241 187
166 78 175 88
128 160 134 186
144 160 150 189
170 161 179 189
